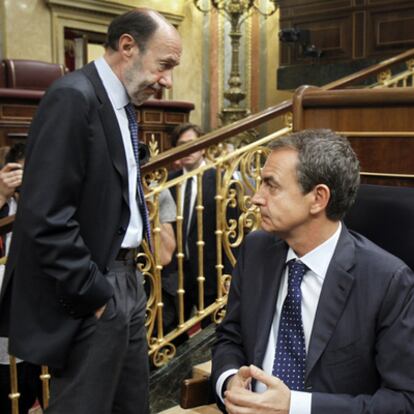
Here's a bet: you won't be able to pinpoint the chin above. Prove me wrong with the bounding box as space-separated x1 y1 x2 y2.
132 92 154 106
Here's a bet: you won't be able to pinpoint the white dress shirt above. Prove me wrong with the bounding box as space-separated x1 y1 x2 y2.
94 57 143 248
217 222 342 414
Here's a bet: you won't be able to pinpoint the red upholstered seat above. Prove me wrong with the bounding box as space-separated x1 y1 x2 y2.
3 59 66 90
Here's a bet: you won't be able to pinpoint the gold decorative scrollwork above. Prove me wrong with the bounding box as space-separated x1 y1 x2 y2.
284 112 293 128
406 59 414 71
143 167 169 192
206 142 227 162
220 146 268 264
213 303 227 324
149 134 160 157
152 342 176 367
137 243 157 339
377 69 392 84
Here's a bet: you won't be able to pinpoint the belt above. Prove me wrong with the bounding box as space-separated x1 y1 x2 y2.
115 248 137 261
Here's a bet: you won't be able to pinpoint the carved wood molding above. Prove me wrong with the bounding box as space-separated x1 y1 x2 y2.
45 0 184 25
45 0 184 65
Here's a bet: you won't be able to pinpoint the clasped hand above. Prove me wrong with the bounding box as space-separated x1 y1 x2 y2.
224 365 291 414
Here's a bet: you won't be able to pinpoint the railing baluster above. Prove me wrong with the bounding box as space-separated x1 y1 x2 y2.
8 355 20 414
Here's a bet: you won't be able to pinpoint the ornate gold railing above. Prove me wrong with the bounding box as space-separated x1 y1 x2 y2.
372 58 414 88
142 126 290 366
2 47 414 412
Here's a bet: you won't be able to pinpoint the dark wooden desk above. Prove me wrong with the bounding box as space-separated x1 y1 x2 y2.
0 92 195 151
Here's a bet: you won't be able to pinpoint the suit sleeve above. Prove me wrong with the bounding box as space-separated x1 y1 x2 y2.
18 85 113 318
212 239 248 411
312 264 414 413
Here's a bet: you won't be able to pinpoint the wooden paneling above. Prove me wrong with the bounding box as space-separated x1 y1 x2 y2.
279 0 414 66
368 8 414 55
136 101 195 153
292 86 414 187
0 91 195 154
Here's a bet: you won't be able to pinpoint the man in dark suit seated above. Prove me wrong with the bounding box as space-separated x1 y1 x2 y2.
212 129 414 414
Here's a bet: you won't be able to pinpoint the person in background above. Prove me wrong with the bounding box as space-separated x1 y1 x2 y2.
0 143 42 414
0 146 10 169
164 123 235 328
157 188 176 266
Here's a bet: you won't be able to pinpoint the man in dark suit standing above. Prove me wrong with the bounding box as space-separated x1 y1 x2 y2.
212 129 414 413
0 8 182 414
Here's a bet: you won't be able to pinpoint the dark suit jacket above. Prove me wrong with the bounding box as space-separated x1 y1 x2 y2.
0 62 134 369
212 226 414 413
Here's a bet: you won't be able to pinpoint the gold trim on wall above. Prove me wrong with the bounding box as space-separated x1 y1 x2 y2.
0 0 5 59
245 16 252 112
218 12 224 117
46 0 184 65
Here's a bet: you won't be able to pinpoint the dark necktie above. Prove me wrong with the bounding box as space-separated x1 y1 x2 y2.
272 259 307 390
124 103 152 250
182 177 193 252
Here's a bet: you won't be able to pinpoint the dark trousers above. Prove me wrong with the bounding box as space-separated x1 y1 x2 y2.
0 361 42 413
46 259 149 414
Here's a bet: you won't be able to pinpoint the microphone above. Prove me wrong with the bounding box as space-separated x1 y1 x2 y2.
138 142 150 165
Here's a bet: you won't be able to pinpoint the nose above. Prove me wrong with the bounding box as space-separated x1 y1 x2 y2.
159 70 173 89
251 187 265 206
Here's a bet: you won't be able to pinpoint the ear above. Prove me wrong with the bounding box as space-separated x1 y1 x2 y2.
309 184 330 215
118 34 138 59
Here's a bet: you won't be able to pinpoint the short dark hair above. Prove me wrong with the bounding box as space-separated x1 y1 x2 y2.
171 123 204 147
268 129 360 221
105 9 159 52
5 142 26 164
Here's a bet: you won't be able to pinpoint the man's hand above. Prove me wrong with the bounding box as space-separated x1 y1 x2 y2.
224 365 291 414
226 365 252 392
95 304 107 319
0 163 23 205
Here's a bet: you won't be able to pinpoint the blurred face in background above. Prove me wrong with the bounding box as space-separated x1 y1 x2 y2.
176 129 205 171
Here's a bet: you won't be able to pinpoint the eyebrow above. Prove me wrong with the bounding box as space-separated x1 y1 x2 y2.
161 57 180 66
262 175 278 186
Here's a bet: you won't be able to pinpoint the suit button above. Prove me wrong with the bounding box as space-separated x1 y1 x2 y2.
118 226 126 235
103 267 109 274
305 384 312 391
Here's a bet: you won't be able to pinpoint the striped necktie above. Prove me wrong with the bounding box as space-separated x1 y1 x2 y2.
124 103 152 250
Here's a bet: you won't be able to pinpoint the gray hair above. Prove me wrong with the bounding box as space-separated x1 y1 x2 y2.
268 129 360 220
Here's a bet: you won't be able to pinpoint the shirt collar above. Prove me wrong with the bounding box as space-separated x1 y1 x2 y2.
183 159 206 176
286 222 342 280
94 57 129 110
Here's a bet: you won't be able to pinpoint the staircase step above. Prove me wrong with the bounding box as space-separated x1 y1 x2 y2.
159 403 220 413
192 361 211 378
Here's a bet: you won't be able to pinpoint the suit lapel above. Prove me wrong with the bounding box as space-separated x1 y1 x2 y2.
82 63 129 206
305 226 355 379
253 238 288 367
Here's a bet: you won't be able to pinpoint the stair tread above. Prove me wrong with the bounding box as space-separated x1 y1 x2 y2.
192 361 211 378
159 403 220 413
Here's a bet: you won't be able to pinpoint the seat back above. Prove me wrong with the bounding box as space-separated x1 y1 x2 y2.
0 61 6 88
344 184 414 270
3 59 66 90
